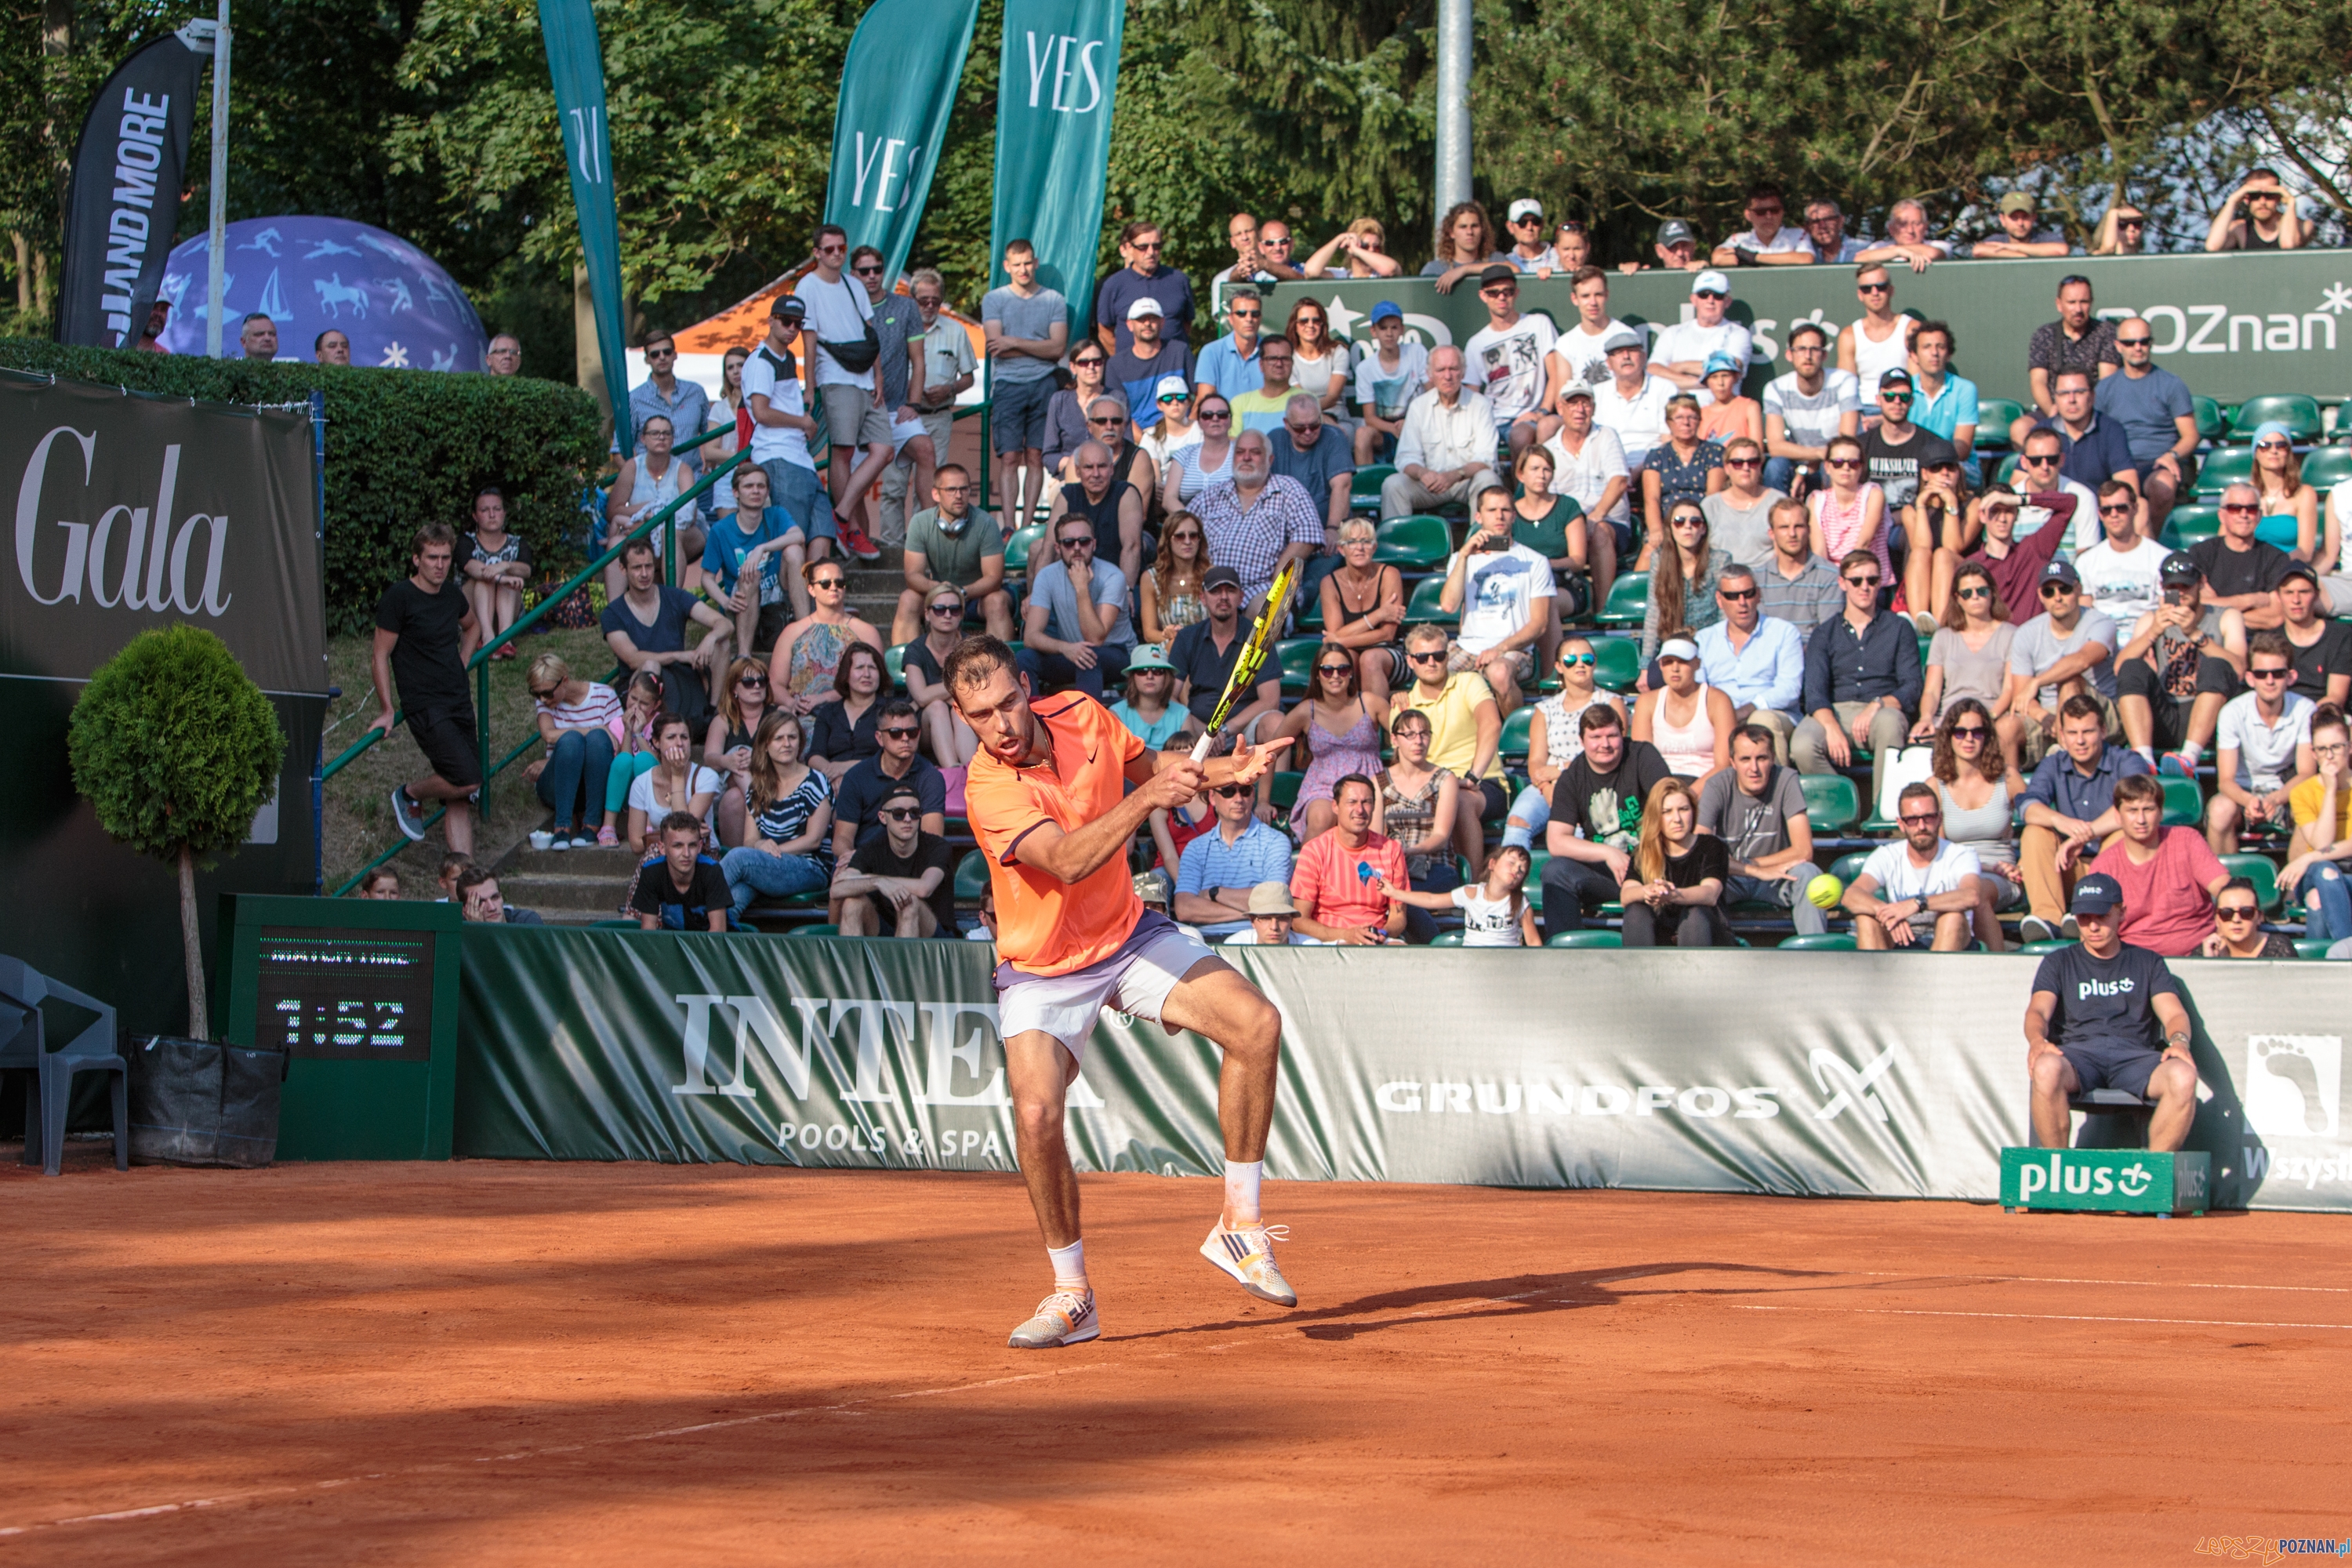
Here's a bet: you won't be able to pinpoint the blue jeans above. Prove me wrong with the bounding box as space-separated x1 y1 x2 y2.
763 458 837 543
535 728 615 830
1762 456 1808 496
721 845 831 916
2303 862 2352 944
1503 784 1550 851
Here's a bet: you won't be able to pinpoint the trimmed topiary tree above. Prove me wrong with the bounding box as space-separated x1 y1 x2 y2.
68 626 285 1041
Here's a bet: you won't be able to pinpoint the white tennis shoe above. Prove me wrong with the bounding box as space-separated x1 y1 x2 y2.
1007 1287 1099 1349
1200 1219 1297 1307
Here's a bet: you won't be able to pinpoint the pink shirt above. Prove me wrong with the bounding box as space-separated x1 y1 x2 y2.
1811 481 1892 582
2091 826 2226 957
1291 829 1408 931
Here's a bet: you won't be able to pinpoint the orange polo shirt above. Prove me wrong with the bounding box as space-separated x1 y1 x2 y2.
966 693 1146 976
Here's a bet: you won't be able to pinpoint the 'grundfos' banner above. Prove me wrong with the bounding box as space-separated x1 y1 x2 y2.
58 24 213 350
1261 249 2352 408
456 931 2352 1214
0 369 327 1042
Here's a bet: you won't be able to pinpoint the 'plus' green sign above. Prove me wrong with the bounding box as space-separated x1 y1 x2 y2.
2001 1147 2211 1214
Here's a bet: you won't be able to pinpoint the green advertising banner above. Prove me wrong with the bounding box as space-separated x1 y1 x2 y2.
537 0 632 456
456 930 2352 1214
822 0 978 286
1263 250 2352 408
987 0 1125 332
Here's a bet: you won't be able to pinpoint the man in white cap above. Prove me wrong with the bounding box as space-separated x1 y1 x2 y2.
1222 882 1321 946
1107 293 1193 434
1711 182 1813 267
1650 270 1753 390
1504 198 1555 270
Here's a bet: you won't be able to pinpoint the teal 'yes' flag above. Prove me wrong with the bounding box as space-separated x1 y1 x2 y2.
824 0 979 285
538 0 633 456
988 0 1125 334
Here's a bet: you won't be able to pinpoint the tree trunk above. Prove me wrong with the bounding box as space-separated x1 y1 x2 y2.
178 843 209 1042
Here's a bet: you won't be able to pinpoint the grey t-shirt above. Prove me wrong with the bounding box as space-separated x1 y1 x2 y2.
1702 487 1788 572
2009 608 2118 706
1030 558 1134 648
980 285 1069 384
1268 424 1353 510
1697 763 1807 865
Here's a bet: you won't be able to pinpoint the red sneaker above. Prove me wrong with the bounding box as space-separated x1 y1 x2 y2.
840 521 882 561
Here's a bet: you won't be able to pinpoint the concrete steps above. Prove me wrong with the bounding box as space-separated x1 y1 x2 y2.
492 839 637 923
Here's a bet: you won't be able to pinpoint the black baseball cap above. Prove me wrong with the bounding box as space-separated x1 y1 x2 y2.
771 293 807 320
1202 564 1243 592
2278 560 2320 590
2158 552 2203 587
1479 263 1519 289
2071 873 2124 916
2040 558 2081 589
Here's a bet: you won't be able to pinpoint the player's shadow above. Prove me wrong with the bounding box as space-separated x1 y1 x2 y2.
1113 1261 1829 1343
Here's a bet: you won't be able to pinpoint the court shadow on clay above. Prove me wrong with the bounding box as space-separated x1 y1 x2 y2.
1114 1261 1830 1342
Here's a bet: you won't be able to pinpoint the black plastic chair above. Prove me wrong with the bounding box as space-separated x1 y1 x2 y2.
0 956 127 1176
2070 1087 2151 1148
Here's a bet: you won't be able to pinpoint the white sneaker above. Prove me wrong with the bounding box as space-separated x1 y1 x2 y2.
1200 1219 1298 1307
1007 1287 1098 1349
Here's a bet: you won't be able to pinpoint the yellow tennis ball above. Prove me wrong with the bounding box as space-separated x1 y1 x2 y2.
1806 873 1845 910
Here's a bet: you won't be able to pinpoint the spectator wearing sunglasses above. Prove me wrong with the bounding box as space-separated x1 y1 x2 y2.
1093 220 1195 356
1711 182 1815 267
1794 549 1922 813
2089 204 2148 256
1503 198 1557 270
2209 633 2318 853
1649 270 1752 392
2089 772 2230 956
2203 877 2296 957
1462 265 1560 457
626 328 712 477
2009 557 2120 762
2117 550 2239 780
2093 316 2197 524
2191 483 2293 633
1501 637 1624 851
1022 510 1136 700
829 697 946 871
1107 295 1195 432
1174 767 1295 938
1195 288 1268 405
1800 198 1867 265
2205 169 2305 252
1929 698 2025 942
1044 346 1115 478
1696 564 1804 757
1844 782 1984 950
2009 426 2101 554
1837 266 1912 401
2074 480 2173 626
833 782 956 938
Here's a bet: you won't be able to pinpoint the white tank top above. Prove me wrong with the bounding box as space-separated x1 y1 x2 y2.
1651 684 1718 779
1851 314 1911 396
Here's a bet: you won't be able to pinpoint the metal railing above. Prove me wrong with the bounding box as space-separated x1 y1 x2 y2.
323 391 993 896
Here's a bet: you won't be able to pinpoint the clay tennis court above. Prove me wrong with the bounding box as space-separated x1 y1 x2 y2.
4 1156 2342 1563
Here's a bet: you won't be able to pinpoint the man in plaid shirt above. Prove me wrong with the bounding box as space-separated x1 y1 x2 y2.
1192 428 1324 609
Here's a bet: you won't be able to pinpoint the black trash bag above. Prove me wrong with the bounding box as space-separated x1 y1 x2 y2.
127 1035 286 1168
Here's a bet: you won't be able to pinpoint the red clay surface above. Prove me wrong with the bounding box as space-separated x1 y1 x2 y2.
2 1152 2343 1564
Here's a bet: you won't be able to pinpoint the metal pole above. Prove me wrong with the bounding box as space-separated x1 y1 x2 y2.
1432 0 1472 218
203 0 230 357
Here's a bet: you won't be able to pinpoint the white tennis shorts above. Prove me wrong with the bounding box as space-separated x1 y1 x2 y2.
994 909 1216 1061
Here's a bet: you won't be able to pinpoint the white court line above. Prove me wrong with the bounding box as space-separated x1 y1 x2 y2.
1730 1305 2352 1330
1848 1272 2352 1294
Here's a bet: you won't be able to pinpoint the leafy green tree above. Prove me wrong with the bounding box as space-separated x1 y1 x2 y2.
68 625 285 1040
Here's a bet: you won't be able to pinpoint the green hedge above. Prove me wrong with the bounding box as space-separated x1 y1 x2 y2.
0 341 604 637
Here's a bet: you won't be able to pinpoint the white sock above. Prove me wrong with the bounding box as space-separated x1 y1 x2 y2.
1047 1239 1087 1291
1223 1160 1263 1224
2134 746 2157 766
2181 742 2204 764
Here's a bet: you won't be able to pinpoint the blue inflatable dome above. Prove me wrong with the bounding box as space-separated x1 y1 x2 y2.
154 216 489 371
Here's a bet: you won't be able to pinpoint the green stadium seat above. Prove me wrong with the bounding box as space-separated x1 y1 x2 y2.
1547 930 1622 948
1523 850 1548 913
1779 933 1856 951
884 641 909 689
786 923 841 938
954 849 990 903
1374 514 1451 569
1594 572 1650 629
2016 938 2075 954
590 916 640 929
1974 398 2027 452
2161 774 2204 827
1828 851 1871 886
2161 505 2220 550
2295 938 2336 960
1991 452 2020 488
1430 930 1466 946
2301 446 2352 490
1293 590 1326 632
1798 773 1860 833
1351 463 1396 514
1269 771 1305 810
1500 705 1536 761
1276 636 1323 695
2194 447 2256 495
2192 396 2228 445
2228 393 2322 445
1404 574 1458 625
1591 637 1641 692
2219 851 2281 913
1003 523 1046 574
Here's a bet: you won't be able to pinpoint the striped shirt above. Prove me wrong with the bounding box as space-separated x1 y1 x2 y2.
1755 554 1844 640
1175 818 1294 915
752 768 834 869
535 681 623 735
1192 475 1323 603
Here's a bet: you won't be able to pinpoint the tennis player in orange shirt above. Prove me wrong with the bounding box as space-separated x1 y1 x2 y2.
949 634 1298 1348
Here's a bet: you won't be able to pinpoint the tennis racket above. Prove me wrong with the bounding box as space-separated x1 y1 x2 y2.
1189 560 1301 761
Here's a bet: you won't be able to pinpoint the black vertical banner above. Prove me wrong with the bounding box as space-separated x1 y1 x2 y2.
59 26 212 349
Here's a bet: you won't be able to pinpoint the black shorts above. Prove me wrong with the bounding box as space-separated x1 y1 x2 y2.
752 600 793 656
408 706 481 788
2060 1040 2164 1096
1472 777 1509 823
